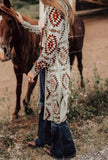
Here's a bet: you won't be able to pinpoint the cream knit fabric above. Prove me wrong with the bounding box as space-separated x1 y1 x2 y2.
22 2 70 124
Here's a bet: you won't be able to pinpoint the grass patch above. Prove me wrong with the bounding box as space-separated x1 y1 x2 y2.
67 67 108 122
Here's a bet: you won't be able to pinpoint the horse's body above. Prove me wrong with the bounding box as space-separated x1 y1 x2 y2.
0 0 85 118
69 15 85 86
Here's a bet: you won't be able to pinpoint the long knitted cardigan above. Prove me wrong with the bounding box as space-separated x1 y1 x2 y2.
22 2 70 124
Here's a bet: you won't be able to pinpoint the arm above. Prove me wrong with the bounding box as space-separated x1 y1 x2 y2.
31 6 64 76
22 15 45 35
22 21 41 35
15 12 41 35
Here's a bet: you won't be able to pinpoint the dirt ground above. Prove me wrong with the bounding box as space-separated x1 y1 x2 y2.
0 10 108 119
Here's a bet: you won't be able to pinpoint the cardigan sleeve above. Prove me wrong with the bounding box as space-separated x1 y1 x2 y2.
22 21 41 35
32 6 64 76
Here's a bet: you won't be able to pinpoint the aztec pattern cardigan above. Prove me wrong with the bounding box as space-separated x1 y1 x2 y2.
22 3 70 124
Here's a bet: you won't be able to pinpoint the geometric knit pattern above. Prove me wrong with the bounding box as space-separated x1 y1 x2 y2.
22 2 70 124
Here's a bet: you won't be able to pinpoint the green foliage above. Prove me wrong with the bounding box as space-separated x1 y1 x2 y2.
12 0 39 6
67 67 108 122
12 0 39 19
19 0 39 4
12 0 39 9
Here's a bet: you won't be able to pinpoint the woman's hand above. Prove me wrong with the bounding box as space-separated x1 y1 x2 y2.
15 12 24 24
27 70 36 83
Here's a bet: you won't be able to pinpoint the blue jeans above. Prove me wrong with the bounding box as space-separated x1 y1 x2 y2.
51 121 76 159
35 68 76 158
35 68 51 146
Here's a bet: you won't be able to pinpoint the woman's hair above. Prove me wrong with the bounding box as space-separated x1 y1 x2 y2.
40 0 74 26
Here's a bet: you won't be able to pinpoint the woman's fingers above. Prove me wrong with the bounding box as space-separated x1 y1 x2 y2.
15 12 24 24
27 71 35 83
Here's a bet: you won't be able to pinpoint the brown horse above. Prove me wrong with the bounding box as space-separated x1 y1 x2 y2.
0 0 85 118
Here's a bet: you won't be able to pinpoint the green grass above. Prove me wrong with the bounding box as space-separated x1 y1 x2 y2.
67 67 108 122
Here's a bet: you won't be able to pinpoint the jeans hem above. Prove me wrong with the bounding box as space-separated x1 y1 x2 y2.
50 152 76 159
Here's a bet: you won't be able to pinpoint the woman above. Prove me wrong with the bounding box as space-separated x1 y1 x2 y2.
16 0 76 158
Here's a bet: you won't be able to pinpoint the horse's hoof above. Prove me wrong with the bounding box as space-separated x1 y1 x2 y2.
11 114 19 121
25 107 34 115
81 81 85 88
23 98 34 115
23 98 29 107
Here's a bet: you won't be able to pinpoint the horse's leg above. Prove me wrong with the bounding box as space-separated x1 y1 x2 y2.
76 51 84 87
69 53 75 71
23 75 38 115
13 68 23 118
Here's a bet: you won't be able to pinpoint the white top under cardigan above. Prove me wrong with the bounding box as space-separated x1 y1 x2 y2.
22 2 70 124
